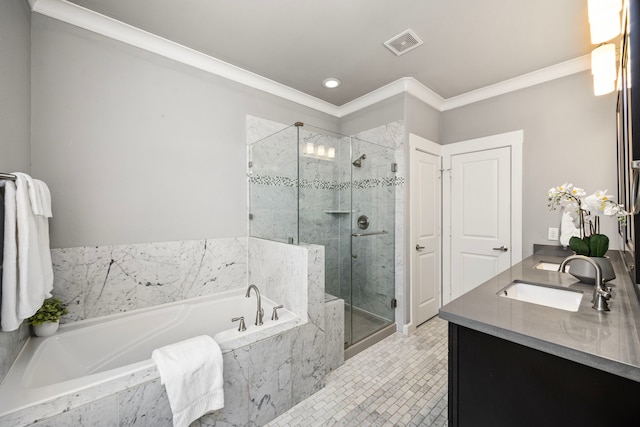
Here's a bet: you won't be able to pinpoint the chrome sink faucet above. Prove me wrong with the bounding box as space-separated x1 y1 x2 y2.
559 255 611 312
245 284 264 325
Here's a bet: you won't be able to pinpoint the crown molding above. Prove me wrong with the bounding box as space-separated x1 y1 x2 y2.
337 77 445 117
440 55 592 111
29 0 342 117
30 0 591 118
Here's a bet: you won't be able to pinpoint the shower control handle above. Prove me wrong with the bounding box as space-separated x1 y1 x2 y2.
416 244 425 251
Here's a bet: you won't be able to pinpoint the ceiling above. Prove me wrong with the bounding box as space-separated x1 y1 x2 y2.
67 0 593 106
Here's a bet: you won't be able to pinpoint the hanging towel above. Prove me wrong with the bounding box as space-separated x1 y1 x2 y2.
152 335 224 427
1 173 54 331
1 180 20 331
0 183 5 286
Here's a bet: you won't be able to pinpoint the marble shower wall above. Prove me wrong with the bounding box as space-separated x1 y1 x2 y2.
247 120 299 244
51 237 248 322
246 115 406 330
298 129 350 301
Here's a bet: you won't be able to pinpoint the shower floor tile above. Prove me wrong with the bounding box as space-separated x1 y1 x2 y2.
345 306 392 345
266 316 448 426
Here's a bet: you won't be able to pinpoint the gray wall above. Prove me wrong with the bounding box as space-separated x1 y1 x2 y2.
441 71 618 258
0 0 31 387
30 14 339 249
338 94 404 136
404 94 441 144
0 0 31 173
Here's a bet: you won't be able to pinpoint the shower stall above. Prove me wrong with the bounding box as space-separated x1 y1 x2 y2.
248 122 397 351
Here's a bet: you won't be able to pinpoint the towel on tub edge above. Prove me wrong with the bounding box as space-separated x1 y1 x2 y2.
152 335 224 427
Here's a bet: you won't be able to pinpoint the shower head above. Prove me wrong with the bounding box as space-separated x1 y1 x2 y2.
352 154 367 168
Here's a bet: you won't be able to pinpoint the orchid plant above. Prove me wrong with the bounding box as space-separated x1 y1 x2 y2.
548 183 627 257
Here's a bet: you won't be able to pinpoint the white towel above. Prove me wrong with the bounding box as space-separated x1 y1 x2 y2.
152 335 224 427
27 178 53 218
1 180 20 331
0 173 54 331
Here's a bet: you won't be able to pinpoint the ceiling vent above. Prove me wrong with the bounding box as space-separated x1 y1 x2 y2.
384 29 423 56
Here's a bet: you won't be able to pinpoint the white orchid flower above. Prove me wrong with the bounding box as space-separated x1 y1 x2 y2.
583 190 613 213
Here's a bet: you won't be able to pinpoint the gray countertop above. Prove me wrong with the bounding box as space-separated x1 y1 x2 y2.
439 251 640 382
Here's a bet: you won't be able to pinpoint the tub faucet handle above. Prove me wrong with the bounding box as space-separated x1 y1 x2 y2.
231 316 247 332
272 305 284 321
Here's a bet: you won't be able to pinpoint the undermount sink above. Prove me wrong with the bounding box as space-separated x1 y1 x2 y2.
533 261 569 272
498 280 583 312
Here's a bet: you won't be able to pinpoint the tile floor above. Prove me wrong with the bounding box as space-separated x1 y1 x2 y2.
267 316 449 426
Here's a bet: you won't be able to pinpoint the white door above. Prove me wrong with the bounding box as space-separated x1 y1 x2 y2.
410 135 441 327
442 131 523 304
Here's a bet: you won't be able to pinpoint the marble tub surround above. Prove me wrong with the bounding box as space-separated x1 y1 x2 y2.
248 238 332 403
325 297 345 373
248 237 313 320
0 322 29 387
51 237 248 322
2 237 332 427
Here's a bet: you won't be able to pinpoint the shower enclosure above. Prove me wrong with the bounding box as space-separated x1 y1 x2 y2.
249 123 396 350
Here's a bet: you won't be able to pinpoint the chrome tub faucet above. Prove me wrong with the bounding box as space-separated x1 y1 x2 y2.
245 284 264 325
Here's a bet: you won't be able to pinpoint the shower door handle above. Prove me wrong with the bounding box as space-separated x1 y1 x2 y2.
351 230 388 237
416 244 425 251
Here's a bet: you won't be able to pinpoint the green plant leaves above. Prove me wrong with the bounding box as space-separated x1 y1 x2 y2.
569 236 590 256
589 234 609 257
568 234 609 257
27 298 68 326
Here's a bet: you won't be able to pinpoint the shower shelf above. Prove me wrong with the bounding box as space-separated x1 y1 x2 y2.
323 210 353 214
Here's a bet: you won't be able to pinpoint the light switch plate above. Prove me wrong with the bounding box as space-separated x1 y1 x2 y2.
547 227 559 241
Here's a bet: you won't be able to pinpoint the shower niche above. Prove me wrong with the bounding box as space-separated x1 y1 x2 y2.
248 122 398 351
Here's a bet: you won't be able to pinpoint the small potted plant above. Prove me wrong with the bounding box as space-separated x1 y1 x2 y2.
28 298 68 337
548 183 627 283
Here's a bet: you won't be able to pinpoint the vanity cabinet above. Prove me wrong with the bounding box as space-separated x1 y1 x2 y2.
448 323 640 427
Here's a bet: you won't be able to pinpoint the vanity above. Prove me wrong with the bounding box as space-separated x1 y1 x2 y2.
439 249 640 426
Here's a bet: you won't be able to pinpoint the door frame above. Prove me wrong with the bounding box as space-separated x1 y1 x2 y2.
406 134 442 335
441 130 523 304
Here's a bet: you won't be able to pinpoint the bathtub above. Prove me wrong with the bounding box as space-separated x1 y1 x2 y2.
0 288 301 422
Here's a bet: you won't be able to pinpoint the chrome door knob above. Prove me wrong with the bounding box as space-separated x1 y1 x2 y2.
492 245 508 252
416 244 425 250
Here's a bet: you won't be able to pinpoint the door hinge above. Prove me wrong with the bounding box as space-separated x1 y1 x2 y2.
248 161 253 168
391 298 398 309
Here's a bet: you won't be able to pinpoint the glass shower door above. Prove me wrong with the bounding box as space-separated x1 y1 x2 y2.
347 138 396 345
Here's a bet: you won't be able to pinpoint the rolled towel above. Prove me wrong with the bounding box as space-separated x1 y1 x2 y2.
152 335 224 427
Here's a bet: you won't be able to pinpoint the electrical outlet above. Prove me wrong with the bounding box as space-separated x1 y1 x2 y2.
547 227 559 241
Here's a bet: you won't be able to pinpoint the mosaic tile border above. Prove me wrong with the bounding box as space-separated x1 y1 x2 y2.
249 175 405 190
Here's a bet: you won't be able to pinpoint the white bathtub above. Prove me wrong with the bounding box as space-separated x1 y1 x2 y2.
0 288 301 420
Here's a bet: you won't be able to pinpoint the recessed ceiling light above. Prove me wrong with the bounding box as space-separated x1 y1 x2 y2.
323 78 341 89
